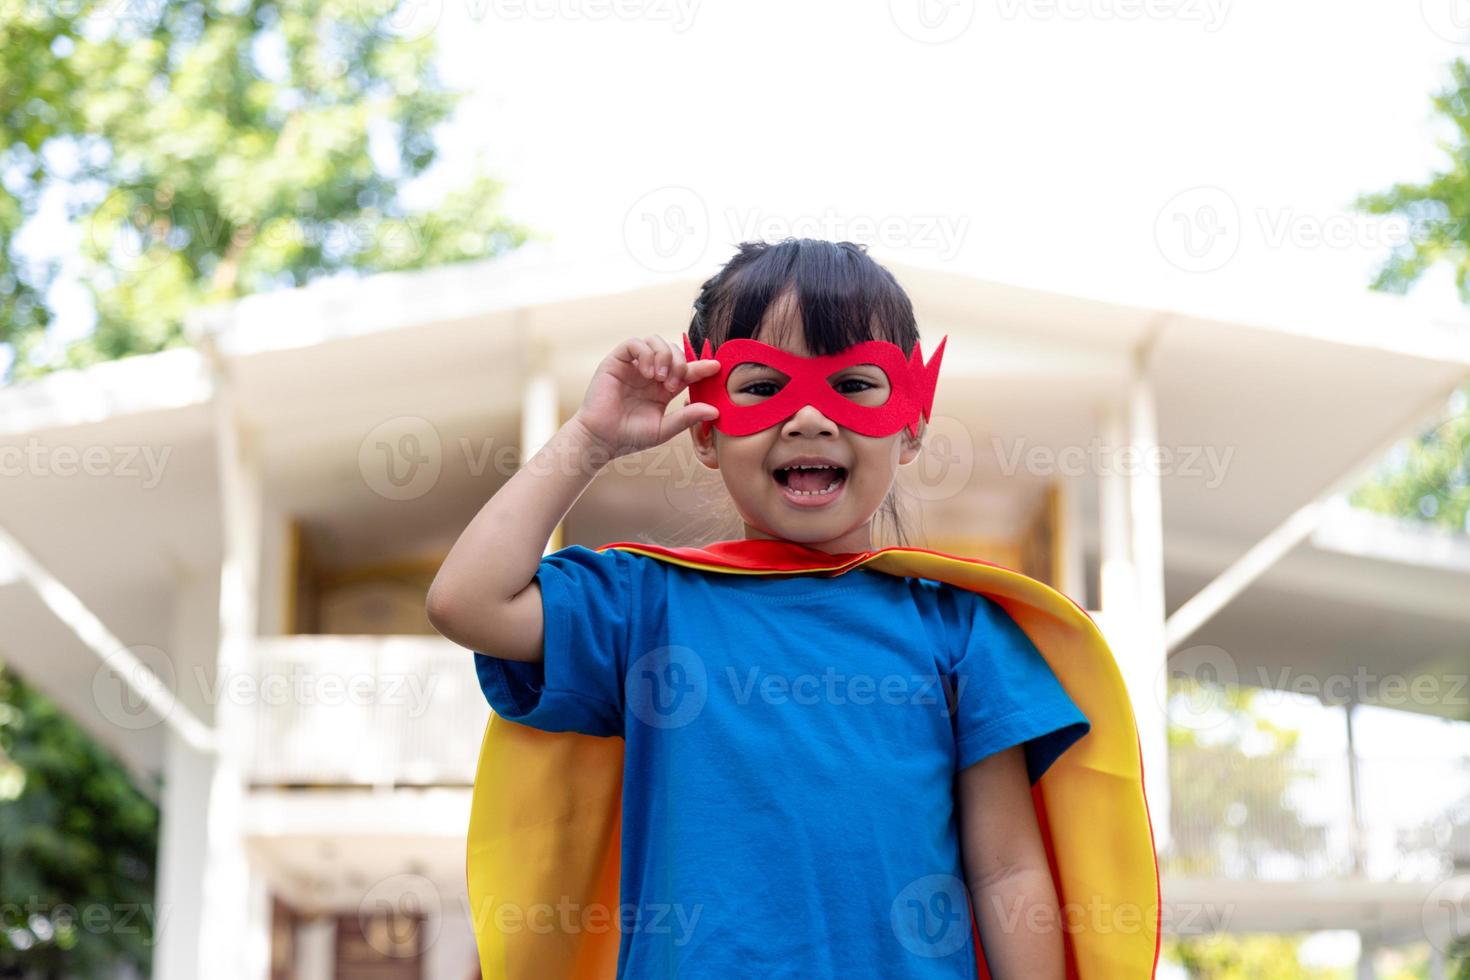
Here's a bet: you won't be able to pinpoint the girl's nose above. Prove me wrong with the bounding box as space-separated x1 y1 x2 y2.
780 402 839 437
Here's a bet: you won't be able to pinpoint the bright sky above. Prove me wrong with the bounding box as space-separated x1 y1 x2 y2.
417 0 1470 323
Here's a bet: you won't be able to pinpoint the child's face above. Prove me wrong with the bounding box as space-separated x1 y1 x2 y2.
688 295 925 554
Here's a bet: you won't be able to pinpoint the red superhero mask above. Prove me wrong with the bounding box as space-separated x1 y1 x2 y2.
681 332 946 439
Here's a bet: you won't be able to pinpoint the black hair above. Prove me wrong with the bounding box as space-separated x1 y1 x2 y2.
688 238 922 359
686 238 925 549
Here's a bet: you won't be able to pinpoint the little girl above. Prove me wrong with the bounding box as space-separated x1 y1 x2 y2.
428 239 1158 979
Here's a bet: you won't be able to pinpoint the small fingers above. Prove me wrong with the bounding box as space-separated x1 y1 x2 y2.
623 337 654 379
640 335 670 382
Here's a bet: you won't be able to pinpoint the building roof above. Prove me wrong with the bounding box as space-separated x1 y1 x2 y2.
1 248 1467 775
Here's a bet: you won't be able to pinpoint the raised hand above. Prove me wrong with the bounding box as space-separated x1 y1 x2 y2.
571 334 722 459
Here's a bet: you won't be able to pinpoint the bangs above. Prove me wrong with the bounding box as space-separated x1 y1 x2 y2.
689 239 920 357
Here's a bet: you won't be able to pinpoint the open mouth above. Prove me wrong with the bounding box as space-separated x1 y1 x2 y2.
772 463 849 500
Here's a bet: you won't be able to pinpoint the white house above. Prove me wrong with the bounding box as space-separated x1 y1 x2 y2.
1 246 1467 978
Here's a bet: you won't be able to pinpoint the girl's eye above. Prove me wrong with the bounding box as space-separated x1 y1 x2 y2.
740 378 876 397
740 380 781 397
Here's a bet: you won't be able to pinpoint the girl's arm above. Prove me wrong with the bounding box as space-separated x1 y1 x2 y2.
957 745 1066 980
425 335 719 664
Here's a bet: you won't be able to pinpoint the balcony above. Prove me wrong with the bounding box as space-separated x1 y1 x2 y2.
244 635 489 788
1164 744 1470 883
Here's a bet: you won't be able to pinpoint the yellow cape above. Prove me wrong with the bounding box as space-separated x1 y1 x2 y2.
465 539 1161 978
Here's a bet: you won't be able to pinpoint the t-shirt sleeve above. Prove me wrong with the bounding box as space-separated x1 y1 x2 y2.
947 591 1091 784
471 544 633 738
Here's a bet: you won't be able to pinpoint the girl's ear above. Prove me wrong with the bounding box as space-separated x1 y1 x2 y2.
898 420 925 466
689 417 720 469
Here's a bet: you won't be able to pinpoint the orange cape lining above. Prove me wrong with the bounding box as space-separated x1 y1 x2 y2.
465 539 1161 979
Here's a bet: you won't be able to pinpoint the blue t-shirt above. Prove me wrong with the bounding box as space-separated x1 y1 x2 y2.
473 544 1090 979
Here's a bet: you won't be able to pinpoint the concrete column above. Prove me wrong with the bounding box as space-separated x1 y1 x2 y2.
153 727 268 980
1126 357 1172 857
1344 699 1366 875
1355 932 1377 980
521 332 563 555
1097 392 1172 856
295 916 336 980
153 337 272 980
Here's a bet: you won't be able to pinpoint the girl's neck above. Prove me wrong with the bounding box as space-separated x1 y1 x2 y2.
741 522 874 556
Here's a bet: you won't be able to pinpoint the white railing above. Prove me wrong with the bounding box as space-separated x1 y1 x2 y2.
1164 746 1470 882
244 635 490 788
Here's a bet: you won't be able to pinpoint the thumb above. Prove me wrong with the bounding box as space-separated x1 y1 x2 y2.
659 404 719 442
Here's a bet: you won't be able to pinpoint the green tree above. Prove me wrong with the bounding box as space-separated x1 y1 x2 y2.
1165 679 1327 880
1162 679 1336 976
0 669 158 978
1163 932 1341 980
1 1 537 975
1 0 538 381
1352 59 1470 533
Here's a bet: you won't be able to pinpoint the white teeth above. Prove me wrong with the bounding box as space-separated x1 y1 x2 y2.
782 473 844 495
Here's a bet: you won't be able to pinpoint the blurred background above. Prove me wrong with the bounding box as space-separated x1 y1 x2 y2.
2 0 1470 977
